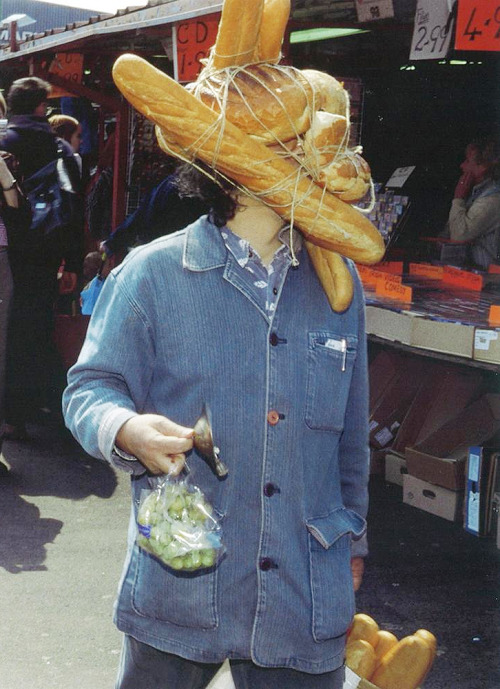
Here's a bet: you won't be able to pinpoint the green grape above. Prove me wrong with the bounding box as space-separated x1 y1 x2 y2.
190 551 202 569
170 557 185 570
201 549 216 568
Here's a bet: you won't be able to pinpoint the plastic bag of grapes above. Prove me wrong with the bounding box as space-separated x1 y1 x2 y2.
136 474 224 571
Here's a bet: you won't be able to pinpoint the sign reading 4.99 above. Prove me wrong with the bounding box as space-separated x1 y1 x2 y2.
456 0 500 51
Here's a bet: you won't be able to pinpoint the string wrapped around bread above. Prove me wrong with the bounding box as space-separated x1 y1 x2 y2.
112 0 385 311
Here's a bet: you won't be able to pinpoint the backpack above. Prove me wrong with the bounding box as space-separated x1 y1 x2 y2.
21 139 79 240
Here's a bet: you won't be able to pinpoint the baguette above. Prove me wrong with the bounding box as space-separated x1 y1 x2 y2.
212 0 265 68
254 0 291 63
306 242 354 313
113 54 385 265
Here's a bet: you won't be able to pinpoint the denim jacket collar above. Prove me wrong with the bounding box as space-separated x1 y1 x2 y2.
183 216 227 272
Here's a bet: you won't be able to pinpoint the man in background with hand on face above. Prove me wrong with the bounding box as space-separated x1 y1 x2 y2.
444 136 500 271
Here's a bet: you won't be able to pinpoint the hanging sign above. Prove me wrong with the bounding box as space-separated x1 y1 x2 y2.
455 0 500 51
355 0 394 23
174 12 220 83
410 0 456 60
48 53 84 98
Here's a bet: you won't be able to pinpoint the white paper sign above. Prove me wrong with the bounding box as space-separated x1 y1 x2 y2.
385 166 416 188
355 0 394 23
410 0 455 61
474 329 499 351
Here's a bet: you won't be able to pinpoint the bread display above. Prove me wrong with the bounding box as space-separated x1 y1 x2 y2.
112 0 386 311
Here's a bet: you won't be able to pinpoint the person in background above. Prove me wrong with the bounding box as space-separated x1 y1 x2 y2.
63 162 369 689
0 77 80 439
100 172 208 259
49 114 83 176
444 136 500 270
0 91 26 470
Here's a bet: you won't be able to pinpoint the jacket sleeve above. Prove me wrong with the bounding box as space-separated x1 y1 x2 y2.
448 196 499 242
62 267 155 473
337 263 370 557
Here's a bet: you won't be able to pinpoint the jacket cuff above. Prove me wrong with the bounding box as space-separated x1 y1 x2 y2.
98 407 146 476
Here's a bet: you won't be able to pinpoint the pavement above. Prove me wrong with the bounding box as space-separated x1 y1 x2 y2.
1 420 499 689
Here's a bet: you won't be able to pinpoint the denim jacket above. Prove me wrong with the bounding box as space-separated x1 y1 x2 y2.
63 216 370 674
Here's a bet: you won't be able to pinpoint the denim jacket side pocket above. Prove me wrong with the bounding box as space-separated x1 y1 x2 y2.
305 331 358 432
129 474 221 630
306 507 367 642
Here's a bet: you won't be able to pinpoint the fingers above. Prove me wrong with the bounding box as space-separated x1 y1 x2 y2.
115 414 194 475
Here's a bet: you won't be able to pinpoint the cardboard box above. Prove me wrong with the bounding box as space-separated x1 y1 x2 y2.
410 315 475 359
403 474 464 522
369 357 429 449
405 394 500 491
391 365 482 456
365 305 414 345
473 327 500 365
465 447 500 537
385 452 407 486
368 349 403 411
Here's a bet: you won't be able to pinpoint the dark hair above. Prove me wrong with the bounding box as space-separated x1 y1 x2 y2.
175 161 240 227
7 77 51 116
470 136 500 180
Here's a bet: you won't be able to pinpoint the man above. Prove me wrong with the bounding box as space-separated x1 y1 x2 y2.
63 164 369 689
0 77 80 438
445 137 500 270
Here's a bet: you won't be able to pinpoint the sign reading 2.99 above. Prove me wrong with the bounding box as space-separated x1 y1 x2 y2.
456 0 500 51
409 0 455 60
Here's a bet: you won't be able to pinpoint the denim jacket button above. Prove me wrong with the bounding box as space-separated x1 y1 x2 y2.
259 557 274 571
269 333 279 346
267 410 280 425
264 482 278 497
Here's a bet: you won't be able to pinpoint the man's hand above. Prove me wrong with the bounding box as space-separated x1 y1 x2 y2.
454 172 474 200
116 414 194 475
351 557 364 592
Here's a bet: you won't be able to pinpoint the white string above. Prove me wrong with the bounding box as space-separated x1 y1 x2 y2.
163 61 374 239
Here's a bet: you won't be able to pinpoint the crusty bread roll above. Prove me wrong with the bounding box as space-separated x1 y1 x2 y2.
190 64 314 145
113 54 385 264
303 111 349 169
301 69 348 118
319 153 371 202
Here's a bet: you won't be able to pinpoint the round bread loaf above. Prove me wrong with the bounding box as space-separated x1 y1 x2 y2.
319 153 371 202
189 64 314 144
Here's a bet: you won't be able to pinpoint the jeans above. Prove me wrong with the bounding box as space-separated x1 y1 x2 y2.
116 636 345 689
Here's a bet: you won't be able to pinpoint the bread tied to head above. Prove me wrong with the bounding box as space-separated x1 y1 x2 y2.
112 0 385 311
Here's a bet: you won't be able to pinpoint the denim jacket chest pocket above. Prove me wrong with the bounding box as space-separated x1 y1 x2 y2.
305 331 358 432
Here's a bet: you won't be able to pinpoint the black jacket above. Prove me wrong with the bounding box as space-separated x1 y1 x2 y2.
0 115 75 179
0 115 83 273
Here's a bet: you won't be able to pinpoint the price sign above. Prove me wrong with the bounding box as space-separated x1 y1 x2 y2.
410 0 455 60
174 13 220 83
355 0 394 23
456 0 500 51
48 53 83 98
